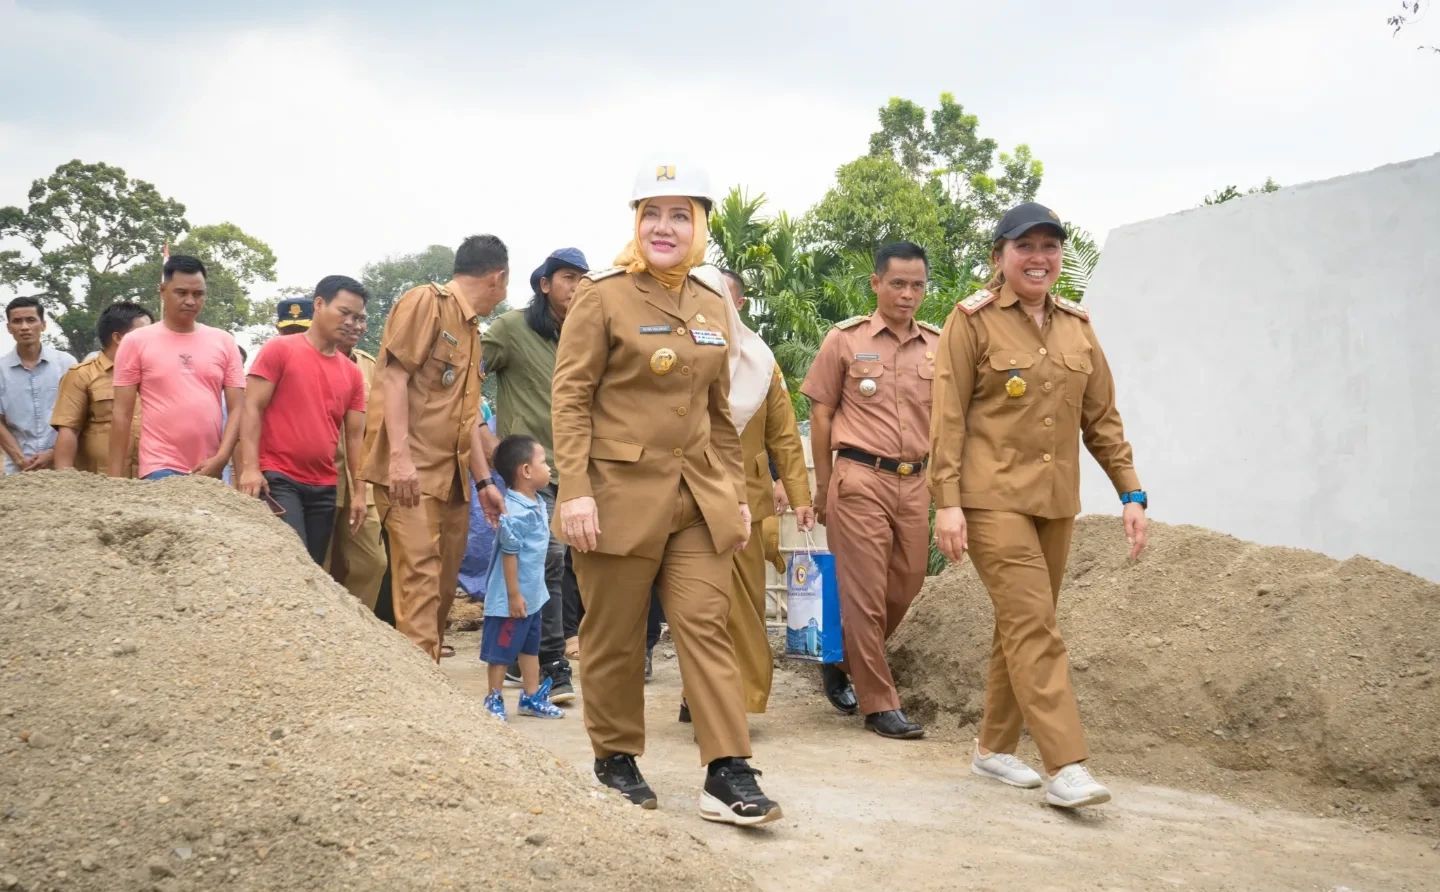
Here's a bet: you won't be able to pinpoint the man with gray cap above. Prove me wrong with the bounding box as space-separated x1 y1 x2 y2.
482 247 589 702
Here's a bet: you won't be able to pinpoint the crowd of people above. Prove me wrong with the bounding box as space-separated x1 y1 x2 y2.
0 159 1149 826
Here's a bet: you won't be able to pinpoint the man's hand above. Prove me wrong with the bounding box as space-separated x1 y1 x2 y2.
794 505 817 532
934 506 968 563
561 496 600 552
348 492 368 536
1123 503 1149 560
479 482 504 528
388 450 421 508
237 467 268 499
509 595 527 619
772 479 790 515
192 455 227 478
22 449 54 472
735 503 752 552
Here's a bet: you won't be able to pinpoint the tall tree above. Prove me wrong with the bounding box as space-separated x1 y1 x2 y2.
358 245 456 355
805 157 945 259
0 160 276 357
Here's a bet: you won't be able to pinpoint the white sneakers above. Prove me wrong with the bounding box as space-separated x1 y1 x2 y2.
971 744 1111 808
1044 763 1112 808
970 748 1043 788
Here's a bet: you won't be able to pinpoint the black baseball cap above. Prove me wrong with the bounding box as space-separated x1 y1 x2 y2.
994 202 1067 241
276 297 314 330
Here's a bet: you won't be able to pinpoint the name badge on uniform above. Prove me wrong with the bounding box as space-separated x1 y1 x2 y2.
640 324 672 335
440 330 459 346
854 352 880 361
691 329 727 347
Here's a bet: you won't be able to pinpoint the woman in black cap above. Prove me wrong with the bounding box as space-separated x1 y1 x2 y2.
927 201 1149 809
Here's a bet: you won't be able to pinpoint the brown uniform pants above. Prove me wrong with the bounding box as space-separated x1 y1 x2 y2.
325 499 387 610
825 459 929 714
572 484 751 765
965 509 1087 774
728 520 773 713
374 484 470 662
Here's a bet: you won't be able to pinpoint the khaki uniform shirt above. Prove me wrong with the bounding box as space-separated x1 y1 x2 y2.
361 281 482 502
927 285 1141 519
551 269 746 559
49 353 139 476
336 348 377 507
481 308 559 481
800 312 940 461
742 368 812 519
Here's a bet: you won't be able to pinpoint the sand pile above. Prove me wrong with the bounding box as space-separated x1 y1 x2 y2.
889 516 1440 822
0 473 755 892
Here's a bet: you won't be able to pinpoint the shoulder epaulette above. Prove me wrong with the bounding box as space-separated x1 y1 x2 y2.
352 347 377 363
835 315 867 330
917 320 942 335
585 267 625 282
1052 295 1089 320
430 281 450 297
957 289 996 316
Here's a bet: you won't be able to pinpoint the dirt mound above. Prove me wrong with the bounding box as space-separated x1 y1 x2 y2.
889 516 1440 823
0 473 754 892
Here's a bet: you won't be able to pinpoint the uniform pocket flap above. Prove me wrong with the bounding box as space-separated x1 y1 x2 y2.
987 353 1036 371
754 453 772 478
916 363 935 380
430 341 455 364
590 437 644 463
93 384 115 401
848 362 885 378
1063 352 1093 374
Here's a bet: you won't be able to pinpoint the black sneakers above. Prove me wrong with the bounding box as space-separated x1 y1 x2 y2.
864 709 925 740
544 659 575 705
700 759 783 827
595 754 657 809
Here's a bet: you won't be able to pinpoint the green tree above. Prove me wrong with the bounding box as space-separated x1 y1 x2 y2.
1202 177 1280 206
357 245 456 355
0 160 276 357
1052 225 1101 303
805 156 944 258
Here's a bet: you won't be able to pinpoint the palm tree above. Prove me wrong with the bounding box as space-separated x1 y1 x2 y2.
1053 225 1100 303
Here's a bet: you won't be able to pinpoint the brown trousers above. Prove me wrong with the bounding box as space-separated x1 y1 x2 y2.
374 485 470 662
728 520 773 713
324 499 387 610
825 459 929 714
572 484 750 765
965 509 1087 774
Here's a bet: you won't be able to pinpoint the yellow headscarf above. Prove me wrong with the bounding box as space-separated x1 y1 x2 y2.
614 197 709 292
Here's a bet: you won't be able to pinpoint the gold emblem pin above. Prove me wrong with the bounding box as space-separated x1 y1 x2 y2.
695 313 706 324
650 348 677 375
288 303 302 318
1005 375 1027 398
442 368 457 387
858 378 878 397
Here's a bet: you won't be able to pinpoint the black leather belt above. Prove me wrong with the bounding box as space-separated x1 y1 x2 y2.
838 448 927 477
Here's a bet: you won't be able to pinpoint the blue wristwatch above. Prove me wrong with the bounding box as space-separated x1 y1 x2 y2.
1120 490 1148 509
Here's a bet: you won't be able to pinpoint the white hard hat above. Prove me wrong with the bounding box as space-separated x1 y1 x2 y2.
630 159 714 211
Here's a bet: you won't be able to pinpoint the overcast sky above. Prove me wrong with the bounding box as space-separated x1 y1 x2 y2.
2 0 1438 353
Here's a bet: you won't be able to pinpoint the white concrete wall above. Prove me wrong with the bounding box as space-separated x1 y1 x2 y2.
1079 153 1440 581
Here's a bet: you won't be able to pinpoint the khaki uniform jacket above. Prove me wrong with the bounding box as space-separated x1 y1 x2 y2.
49 353 139 476
742 368 811 519
928 285 1140 518
362 282 482 502
336 348 377 507
551 269 746 559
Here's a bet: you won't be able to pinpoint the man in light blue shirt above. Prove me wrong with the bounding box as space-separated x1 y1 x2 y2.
1 297 77 474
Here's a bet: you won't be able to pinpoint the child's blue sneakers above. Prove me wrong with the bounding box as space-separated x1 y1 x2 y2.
519 677 565 719
483 689 507 722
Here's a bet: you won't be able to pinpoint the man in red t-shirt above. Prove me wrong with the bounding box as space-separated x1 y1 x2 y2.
238 275 369 564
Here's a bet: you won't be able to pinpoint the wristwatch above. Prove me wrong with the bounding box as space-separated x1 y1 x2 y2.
1119 490 1147 510
476 477 494 491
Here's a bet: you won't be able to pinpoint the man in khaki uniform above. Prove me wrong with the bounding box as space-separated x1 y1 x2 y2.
802 241 939 740
50 302 153 475
929 201 1147 809
362 235 509 661
326 314 386 609
718 270 814 713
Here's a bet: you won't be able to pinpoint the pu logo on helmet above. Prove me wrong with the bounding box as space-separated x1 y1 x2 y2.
655 165 676 181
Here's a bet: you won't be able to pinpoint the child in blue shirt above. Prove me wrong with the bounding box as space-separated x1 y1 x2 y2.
481 435 564 721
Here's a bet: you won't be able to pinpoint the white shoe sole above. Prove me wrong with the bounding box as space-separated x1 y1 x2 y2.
971 761 1043 789
1045 788 1112 808
698 791 784 827
549 692 576 705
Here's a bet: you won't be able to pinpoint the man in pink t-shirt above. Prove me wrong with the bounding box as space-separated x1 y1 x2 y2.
110 255 246 480
237 275 369 565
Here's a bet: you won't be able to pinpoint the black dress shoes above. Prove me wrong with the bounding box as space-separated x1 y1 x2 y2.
821 663 858 715
864 709 924 739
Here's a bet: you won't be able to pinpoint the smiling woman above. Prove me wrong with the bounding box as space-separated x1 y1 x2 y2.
549 159 784 828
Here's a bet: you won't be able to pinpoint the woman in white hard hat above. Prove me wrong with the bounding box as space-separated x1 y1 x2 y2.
550 160 782 826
